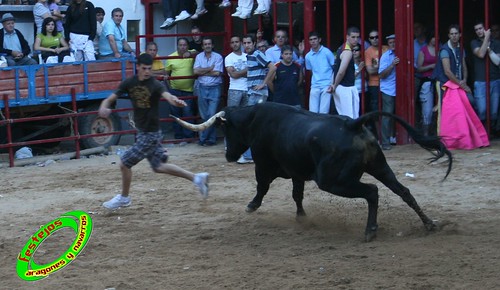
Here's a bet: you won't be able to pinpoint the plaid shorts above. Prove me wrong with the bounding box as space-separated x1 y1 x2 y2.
121 131 167 169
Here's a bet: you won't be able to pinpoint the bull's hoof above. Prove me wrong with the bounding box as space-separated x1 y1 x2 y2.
364 225 378 242
424 219 439 231
246 202 260 213
295 211 307 223
245 206 257 213
365 231 377 242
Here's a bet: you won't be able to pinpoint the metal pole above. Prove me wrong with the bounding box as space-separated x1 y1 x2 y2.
288 0 293 45
360 0 366 114
3 94 14 167
377 0 383 114
71 88 81 160
394 0 411 144
303 0 315 111
326 0 331 48
343 0 347 36
435 0 442 135
484 0 491 134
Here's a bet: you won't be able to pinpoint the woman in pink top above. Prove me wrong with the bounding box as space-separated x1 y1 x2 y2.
416 34 437 135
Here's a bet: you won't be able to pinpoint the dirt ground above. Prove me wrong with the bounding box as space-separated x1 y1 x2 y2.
1 140 500 290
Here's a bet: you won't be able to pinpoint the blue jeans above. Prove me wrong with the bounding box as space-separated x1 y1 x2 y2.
198 84 221 144
227 89 248 107
419 81 434 125
169 89 194 139
241 93 267 160
367 86 380 112
381 93 395 146
474 80 500 122
162 0 187 18
248 92 267 106
493 80 500 122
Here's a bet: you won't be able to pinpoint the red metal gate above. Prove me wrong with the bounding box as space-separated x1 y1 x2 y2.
103 0 500 144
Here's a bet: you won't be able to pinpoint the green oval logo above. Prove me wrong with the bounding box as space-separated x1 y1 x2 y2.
16 210 93 281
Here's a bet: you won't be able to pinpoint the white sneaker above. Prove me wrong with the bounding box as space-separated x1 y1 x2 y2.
194 172 209 198
253 8 267 15
103 194 131 210
174 10 191 22
190 8 207 20
231 10 242 17
237 156 253 164
160 18 174 29
239 13 251 19
219 1 231 8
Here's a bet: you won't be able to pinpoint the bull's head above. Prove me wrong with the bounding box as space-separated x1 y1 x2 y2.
170 108 251 162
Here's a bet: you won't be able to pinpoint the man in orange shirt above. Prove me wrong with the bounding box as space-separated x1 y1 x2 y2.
364 29 388 113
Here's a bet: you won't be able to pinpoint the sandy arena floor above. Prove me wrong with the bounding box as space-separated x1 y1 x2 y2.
1 140 499 289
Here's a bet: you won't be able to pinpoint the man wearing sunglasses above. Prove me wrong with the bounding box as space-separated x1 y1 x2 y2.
364 30 388 114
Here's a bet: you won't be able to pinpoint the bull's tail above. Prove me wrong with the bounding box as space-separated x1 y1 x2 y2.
347 111 453 179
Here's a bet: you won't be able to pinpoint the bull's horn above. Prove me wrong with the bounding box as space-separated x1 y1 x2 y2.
170 111 225 132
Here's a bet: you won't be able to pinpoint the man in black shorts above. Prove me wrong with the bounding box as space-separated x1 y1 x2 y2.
98 53 209 210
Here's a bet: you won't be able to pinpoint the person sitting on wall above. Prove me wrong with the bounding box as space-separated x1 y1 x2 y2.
190 0 208 20
159 0 192 30
93 6 105 58
0 13 37 66
99 8 135 59
230 0 271 19
34 17 70 63
64 0 97 61
33 0 51 35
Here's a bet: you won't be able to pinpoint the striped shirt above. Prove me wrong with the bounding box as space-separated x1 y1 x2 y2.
246 49 270 96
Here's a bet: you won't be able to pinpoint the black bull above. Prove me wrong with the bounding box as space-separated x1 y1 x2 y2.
172 102 452 241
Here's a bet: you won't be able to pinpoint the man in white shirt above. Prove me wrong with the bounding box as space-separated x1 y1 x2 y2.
99 8 134 59
224 35 248 107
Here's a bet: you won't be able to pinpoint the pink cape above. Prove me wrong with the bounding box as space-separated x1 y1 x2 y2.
439 81 489 150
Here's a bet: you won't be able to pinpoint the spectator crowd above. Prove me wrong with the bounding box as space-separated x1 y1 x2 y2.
1 1 499 152
1 1 136 64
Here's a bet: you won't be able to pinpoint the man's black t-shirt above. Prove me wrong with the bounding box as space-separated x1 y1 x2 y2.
115 76 165 132
273 62 302 106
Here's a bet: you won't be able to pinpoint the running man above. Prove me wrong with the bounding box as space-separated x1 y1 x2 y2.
98 53 209 210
